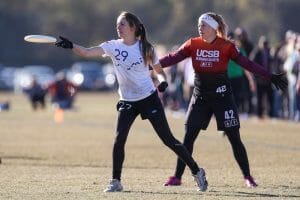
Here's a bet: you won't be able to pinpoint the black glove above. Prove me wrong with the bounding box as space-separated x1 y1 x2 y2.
157 81 168 92
270 72 288 91
55 36 73 49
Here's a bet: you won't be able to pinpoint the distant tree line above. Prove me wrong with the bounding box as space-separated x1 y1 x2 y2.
0 0 299 70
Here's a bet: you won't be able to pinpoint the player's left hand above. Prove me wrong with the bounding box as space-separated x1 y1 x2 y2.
157 81 168 92
271 72 288 91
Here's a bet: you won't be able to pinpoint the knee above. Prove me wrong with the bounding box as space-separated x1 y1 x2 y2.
161 137 175 148
162 137 181 150
183 136 195 146
173 142 185 151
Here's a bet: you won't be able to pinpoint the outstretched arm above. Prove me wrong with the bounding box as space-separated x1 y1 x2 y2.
234 54 271 80
55 36 105 58
233 54 288 91
159 49 189 68
73 44 105 58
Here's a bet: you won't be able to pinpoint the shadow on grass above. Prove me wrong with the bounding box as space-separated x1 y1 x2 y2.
2 155 45 161
1 161 173 170
234 191 300 198
121 189 300 199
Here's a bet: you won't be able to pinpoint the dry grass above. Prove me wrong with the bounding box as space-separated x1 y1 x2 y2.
0 92 299 200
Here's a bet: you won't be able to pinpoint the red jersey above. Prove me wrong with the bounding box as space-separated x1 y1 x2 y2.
179 37 239 73
159 36 271 95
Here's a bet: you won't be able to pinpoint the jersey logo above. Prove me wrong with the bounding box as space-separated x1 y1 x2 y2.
114 48 144 70
118 102 132 111
114 49 128 61
196 49 219 57
195 49 220 62
201 62 213 67
216 85 227 93
224 119 239 127
151 109 158 114
224 110 239 128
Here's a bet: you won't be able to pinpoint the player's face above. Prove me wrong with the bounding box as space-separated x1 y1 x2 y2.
198 21 216 40
116 17 135 39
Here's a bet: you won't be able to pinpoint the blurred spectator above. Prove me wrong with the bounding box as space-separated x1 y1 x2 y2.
24 76 47 110
0 101 10 111
250 36 274 118
283 31 299 120
234 27 254 56
293 42 300 121
161 64 181 111
182 58 194 110
270 43 289 119
160 45 185 111
47 72 77 109
234 27 255 115
228 32 255 116
296 70 300 122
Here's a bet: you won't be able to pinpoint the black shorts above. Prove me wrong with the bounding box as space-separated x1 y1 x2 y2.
116 91 164 120
186 93 240 131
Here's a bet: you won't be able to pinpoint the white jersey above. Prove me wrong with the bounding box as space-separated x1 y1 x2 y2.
100 39 159 101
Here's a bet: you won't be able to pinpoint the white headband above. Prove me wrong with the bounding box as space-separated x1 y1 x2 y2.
198 14 219 30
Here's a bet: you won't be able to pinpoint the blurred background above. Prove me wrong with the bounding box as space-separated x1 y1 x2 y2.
0 0 300 121
1 0 299 67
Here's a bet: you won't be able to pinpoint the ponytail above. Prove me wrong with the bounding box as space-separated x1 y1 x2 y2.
139 24 154 66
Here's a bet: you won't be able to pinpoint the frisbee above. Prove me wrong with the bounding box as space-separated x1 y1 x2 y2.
24 34 57 43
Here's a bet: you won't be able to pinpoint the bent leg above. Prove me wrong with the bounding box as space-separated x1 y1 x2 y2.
174 123 202 179
148 113 200 175
175 96 208 179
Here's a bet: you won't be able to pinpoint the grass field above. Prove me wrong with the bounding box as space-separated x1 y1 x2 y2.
0 92 299 200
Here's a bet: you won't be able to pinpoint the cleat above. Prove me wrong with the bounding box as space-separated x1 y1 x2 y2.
193 168 208 192
164 176 182 186
245 176 258 188
103 179 123 192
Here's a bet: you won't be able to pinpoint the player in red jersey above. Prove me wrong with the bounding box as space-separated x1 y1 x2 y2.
159 12 287 188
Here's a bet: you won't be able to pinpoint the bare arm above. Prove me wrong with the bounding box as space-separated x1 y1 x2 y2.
55 36 105 58
297 71 300 93
152 63 167 83
152 63 169 92
72 44 105 58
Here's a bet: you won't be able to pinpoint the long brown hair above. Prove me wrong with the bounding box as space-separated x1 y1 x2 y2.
206 12 228 40
119 11 154 66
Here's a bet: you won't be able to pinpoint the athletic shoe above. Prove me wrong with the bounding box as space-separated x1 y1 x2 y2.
244 176 258 188
103 179 123 192
164 176 182 186
193 168 208 191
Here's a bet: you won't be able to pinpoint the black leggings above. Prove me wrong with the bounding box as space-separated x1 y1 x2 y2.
112 105 200 181
175 128 250 179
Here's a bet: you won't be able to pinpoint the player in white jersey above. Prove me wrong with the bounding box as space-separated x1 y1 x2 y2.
55 11 208 193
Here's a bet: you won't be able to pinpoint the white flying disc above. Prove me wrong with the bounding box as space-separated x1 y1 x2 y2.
24 35 57 43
